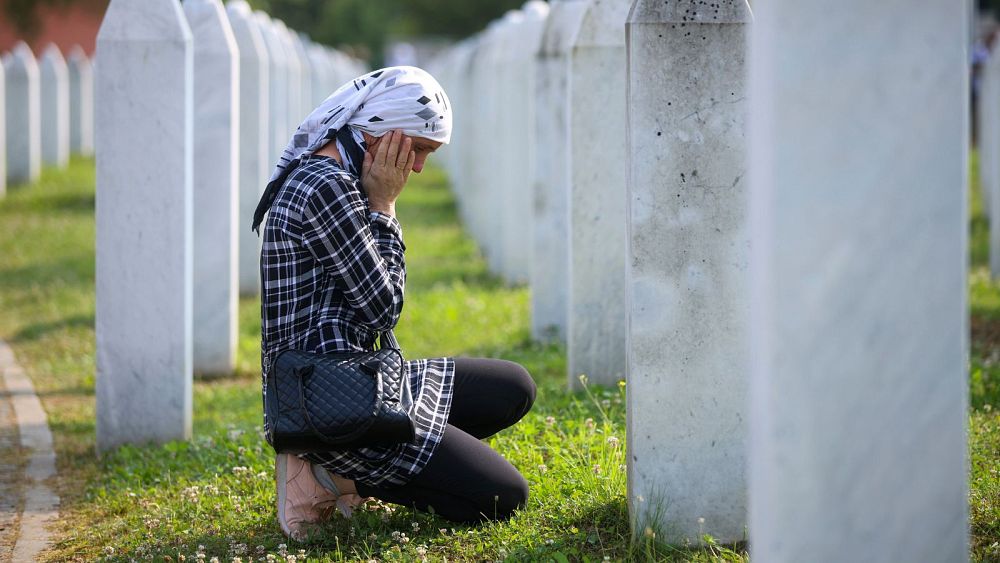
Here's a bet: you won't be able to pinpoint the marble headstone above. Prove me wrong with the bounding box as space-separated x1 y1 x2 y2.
625 0 751 544
227 0 269 297
95 0 194 451
67 46 94 156
39 44 70 167
747 1 969 561
566 0 630 388
4 42 41 185
531 0 589 343
255 12 289 165
0 62 5 196
183 0 239 376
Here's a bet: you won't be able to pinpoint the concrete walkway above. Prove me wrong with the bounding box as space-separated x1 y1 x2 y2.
0 340 59 562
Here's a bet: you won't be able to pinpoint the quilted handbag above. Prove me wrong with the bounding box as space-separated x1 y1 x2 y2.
264 331 415 455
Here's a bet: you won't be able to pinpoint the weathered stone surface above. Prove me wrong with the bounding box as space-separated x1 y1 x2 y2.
39 44 69 168
566 0 629 388
183 0 239 377
625 0 750 544
227 0 269 296
498 2 548 285
67 46 94 156
747 2 969 561
273 20 303 130
4 42 41 185
254 11 289 165
95 0 193 451
0 63 6 197
986 50 1000 278
531 0 589 344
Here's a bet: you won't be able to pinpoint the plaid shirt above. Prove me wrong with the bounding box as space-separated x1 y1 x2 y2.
260 154 455 488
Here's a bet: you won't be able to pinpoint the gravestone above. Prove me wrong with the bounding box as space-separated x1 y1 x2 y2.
39 44 69 168
531 0 589 344
95 0 193 451
255 12 289 164
498 2 548 286
468 22 506 273
67 46 94 156
183 0 239 376
625 0 751 543
307 41 330 108
747 2 969 561
4 42 41 185
227 0 269 296
980 50 998 224
566 0 629 388
287 31 313 118
0 63 5 196
986 50 1000 278
273 20 303 129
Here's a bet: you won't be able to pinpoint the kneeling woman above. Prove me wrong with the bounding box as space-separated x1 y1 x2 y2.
252 66 536 541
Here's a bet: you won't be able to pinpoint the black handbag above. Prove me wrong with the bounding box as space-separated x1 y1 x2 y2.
264 331 416 455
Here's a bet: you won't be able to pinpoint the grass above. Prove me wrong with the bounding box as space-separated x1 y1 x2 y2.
0 158 743 561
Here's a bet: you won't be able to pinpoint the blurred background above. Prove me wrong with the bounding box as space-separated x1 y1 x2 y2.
0 0 531 67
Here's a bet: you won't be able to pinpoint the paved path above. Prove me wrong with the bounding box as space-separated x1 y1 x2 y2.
0 340 59 562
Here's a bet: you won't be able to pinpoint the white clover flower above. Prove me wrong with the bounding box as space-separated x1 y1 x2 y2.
606 436 619 447
104 546 115 555
545 416 556 426
538 464 548 474
592 463 602 474
412 521 420 531
601 399 611 409
585 418 595 430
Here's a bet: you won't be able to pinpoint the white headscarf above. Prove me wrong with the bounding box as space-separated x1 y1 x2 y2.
252 66 452 232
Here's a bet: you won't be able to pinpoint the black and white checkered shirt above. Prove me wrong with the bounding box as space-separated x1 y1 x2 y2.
260 154 455 488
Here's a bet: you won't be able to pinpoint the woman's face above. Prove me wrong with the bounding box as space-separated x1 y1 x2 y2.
364 132 443 173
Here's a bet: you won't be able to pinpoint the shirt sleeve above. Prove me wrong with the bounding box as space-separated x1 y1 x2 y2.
299 176 406 332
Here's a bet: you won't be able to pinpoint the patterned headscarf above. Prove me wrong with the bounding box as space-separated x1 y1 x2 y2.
252 65 452 233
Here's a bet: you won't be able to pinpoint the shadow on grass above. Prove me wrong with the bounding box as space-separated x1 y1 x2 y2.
10 314 94 343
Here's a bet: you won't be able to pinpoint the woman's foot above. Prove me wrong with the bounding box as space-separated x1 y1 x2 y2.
275 454 344 541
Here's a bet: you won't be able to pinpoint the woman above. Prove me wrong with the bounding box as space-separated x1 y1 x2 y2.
252 66 536 541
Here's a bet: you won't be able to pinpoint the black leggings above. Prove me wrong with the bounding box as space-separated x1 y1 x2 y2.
355 357 536 524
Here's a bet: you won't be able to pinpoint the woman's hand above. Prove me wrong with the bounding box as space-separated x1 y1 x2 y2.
361 129 415 217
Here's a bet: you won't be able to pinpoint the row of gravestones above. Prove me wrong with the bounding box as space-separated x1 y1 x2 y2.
93 0 365 447
0 42 93 195
431 0 969 560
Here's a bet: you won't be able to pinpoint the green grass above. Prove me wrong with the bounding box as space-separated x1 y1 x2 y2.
0 159 743 562
969 150 1000 563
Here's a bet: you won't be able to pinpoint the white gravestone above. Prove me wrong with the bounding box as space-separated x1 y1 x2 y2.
566 0 630 388
183 0 239 377
468 23 506 272
255 12 289 165
95 0 194 451
499 3 548 286
67 46 94 157
39 44 70 168
747 2 969 561
288 31 313 117
4 42 41 185
531 0 589 344
625 0 751 543
979 50 998 223
273 20 303 129
985 50 1000 278
0 63 6 197
307 41 331 108
227 0 269 297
